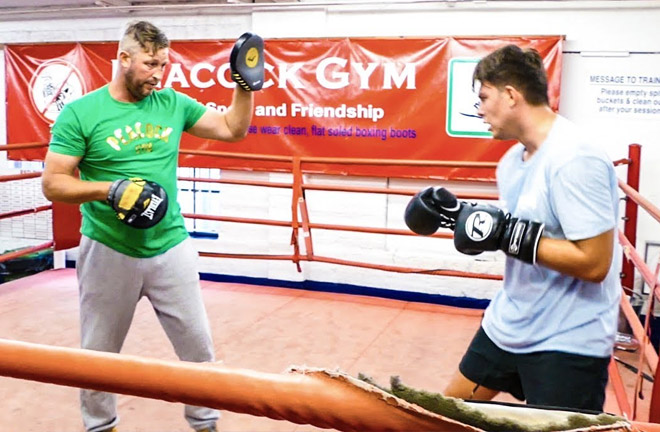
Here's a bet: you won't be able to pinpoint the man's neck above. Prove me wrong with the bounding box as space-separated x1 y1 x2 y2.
519 106 557 160
108 77 137 103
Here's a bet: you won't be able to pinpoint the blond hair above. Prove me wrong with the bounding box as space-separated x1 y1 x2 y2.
119 20 169 55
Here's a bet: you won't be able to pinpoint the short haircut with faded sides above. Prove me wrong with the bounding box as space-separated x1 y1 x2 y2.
472 44 549 106
119 20 169 55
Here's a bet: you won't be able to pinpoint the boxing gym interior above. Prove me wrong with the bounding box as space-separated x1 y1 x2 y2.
2 1 660 431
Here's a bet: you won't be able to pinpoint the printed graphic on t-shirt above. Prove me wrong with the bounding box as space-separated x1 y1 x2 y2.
105 121 174 153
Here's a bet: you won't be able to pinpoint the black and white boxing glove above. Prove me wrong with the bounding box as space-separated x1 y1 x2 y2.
453 203 544 264
107 178 168 229
404 186 464 235
230 32 264 91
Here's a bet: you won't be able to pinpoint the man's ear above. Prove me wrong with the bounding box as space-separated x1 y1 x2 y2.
503 85 523 108
118 50 132 69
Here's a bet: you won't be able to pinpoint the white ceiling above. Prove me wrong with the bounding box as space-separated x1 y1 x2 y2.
0 0 234 5
1 0 292 6
0 0 647 21
0 0 156 7
0 0 297 20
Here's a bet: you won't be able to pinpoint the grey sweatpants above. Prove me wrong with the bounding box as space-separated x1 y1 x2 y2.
77 235 219 432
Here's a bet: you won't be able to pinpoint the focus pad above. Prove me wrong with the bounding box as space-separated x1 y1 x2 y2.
108 178 169 229
230 32 264 91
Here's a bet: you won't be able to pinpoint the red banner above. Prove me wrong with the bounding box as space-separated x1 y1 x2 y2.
5 36 562 180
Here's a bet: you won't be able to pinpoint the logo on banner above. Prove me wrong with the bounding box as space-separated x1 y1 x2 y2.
446 58 491 138
29 59 87 124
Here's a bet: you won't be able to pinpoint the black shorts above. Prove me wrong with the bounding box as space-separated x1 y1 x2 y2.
459 327 610 412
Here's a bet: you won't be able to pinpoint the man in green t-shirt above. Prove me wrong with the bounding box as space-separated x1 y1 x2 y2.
41 21 263 432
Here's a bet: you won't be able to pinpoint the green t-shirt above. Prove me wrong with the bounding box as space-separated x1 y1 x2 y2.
49 85 207 258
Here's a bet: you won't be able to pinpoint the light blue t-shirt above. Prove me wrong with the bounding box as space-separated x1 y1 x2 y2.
481 115 621 358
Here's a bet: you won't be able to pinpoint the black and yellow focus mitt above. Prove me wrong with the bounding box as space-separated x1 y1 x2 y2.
230 32 264 91
107 178 168 229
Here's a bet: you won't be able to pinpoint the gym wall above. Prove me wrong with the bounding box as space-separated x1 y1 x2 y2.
1 1 659 302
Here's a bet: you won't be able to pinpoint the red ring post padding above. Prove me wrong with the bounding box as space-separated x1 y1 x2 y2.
0 338 474 432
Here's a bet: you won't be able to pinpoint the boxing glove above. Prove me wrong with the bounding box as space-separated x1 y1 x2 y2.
404 186 463 235
107 178 168 229
453 203 544 264
230 32 264 91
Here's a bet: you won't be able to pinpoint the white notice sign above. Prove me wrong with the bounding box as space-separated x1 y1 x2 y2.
587 63 660 119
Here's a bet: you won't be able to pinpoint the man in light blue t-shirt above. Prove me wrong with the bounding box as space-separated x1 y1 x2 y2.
405 44 621 411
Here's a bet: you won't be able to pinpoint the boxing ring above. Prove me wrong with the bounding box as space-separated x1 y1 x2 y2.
1 142 660 431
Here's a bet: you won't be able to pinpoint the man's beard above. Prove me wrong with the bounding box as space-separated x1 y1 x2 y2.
125 68 153 101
